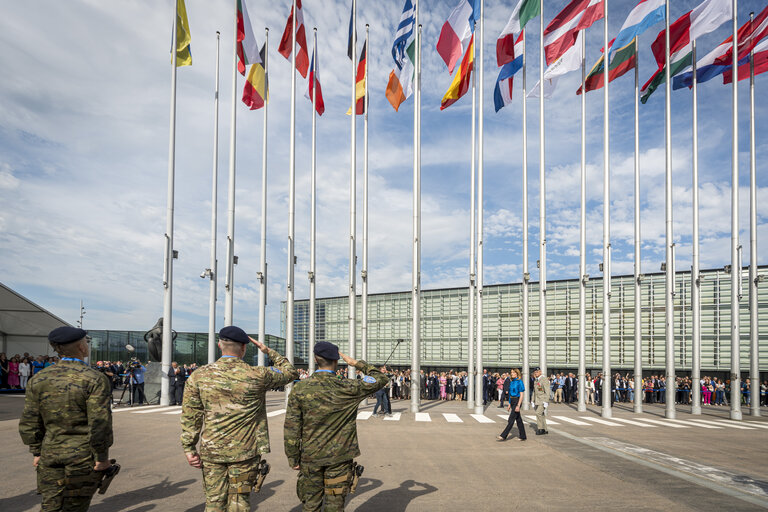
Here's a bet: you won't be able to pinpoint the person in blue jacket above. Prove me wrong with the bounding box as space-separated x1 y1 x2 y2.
497 368 527 442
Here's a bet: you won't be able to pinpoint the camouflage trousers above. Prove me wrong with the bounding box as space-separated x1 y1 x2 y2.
297 460 353 512
37 451 99 512
201 456 261 512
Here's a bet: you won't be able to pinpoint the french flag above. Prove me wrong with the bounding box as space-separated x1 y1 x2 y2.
494 32 524 112
305 49 325 115
436 0 479 73
609 0 665 63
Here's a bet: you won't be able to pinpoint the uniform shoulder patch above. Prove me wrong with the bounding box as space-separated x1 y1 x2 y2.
362 376 376 384
269 366 283 374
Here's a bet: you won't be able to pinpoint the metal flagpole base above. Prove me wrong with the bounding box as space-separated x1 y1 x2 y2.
691 404 702 415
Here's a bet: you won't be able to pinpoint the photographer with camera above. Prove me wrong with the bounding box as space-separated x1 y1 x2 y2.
128 359 147 406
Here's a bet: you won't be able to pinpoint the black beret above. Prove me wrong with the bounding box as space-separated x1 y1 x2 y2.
219 326 250 344
532 367 541 372
49 326 87 345
314 341 339 361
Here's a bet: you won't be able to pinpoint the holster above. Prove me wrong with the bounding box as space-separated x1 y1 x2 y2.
253 459 270 493
349 462 364 494
97 460 121 495
228 459 270 495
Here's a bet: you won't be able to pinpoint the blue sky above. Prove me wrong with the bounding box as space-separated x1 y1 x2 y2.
0 0 765 338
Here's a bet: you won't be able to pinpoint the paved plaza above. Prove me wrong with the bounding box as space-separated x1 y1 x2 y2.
1 392 767 511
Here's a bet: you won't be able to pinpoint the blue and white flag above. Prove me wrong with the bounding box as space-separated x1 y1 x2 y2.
392 0 416 69
610 0 665 62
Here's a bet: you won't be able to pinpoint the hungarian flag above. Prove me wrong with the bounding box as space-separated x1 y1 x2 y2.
278 0 310 78
543 0 603 66
175 0 192 67
497 0 539 66
236 0 261 76
242 44 268 110
436 0 479 74
441 34 474 110
305 48 325 115
723 37 768 83
641 0 732 103
578 38 637 94
347 41 367 115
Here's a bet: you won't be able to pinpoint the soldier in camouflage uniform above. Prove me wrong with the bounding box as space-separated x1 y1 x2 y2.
19 326 114 512
284 341 388 511
181 325 298 512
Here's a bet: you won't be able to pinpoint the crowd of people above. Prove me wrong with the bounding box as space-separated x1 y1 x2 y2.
0 352 58 389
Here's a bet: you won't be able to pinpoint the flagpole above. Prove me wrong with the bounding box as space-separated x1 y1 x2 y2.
691 39 701 415
538 0 547 380
224 0 238 328
348 0 357 380
521 29 530 412
729 0 741 421
362 24 370 367
467 20 477 411
663 0 676 420
578 32 586 414
748 12 759 418
473 0 484 417
309 28 317 374
286 0 297 402
633 41 642 414
601 1 613 419
411 11 422 413
258 28 269 368
208 31 221 365
161 0 180 406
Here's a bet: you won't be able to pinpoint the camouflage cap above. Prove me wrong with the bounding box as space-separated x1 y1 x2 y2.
48 326 87 344
219 325 249 344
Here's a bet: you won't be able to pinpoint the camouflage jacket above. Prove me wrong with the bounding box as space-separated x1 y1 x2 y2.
18 360 113 462
180 349 298 463
284 361 388 467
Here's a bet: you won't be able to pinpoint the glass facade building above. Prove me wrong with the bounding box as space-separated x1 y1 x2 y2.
282 267 768 373
89 330 286 367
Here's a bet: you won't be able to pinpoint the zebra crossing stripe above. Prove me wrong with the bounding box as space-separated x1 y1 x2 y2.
131 406 181 414
443 413 463 423
114 405 165 414
523 415 560 425
471 414 496 423
415 413 431 422
163 410 183 415
580 417 622 426
688 419 756 430
666 419 722 429
552 416 590 426
633 418 688 428
742 422 768 430
267 409 286 418
611 418 657 427
357 411 373 420
384 412 402 421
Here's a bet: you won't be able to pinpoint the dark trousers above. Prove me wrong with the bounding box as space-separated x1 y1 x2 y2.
170 383 184 405
373 389 390 414
500 397 527 439
132 382 146 405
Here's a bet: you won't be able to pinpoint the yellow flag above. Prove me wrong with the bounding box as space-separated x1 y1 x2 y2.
176 0 192 67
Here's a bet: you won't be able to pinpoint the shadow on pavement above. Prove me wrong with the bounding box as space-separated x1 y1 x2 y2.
0 489 39 511
90 478 197 511
357 479 437 511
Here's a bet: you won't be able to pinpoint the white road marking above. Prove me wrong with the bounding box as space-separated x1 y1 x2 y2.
552 416 590 426
666 419 722 429
113 405 165 413
442 413 463 423
688 419 756 430
267 409 286 418
131 406 181 414
163 410 182 415
611 418 657 427
742 422 768 430
384 412 402 421
523 415 560 425
471 414 496 423
356 411 373 420
415 413 431 422
580 417 622 426
633 418 689 428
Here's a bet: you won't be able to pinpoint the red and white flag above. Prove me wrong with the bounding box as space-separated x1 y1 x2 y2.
278 0 310 78
436 0 477 74
543 0 603 66
304 49 325 115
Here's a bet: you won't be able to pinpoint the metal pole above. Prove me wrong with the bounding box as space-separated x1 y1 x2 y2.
521 30 530 411
664 0 676 419
538 0 547 379
468 21 477 410
257 28 269 367
309 29 317 374
633 43 642 414
410 5 421 413
749 12 759 418
691 40 701 414
286 0 297 402
474 0 485 417
362 25 370 366
730 0 741 421
224 0 238 327
208 31 221 365
601 2 612 419
162 0 180 406
578 33 586 413
348 0 357 380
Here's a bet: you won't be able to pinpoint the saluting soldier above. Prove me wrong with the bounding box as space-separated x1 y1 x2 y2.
180 326 298 512
531 366 549 435
19 326 114 512
284 341 388 511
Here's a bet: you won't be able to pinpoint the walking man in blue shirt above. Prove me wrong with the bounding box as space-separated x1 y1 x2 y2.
497 369 526 442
